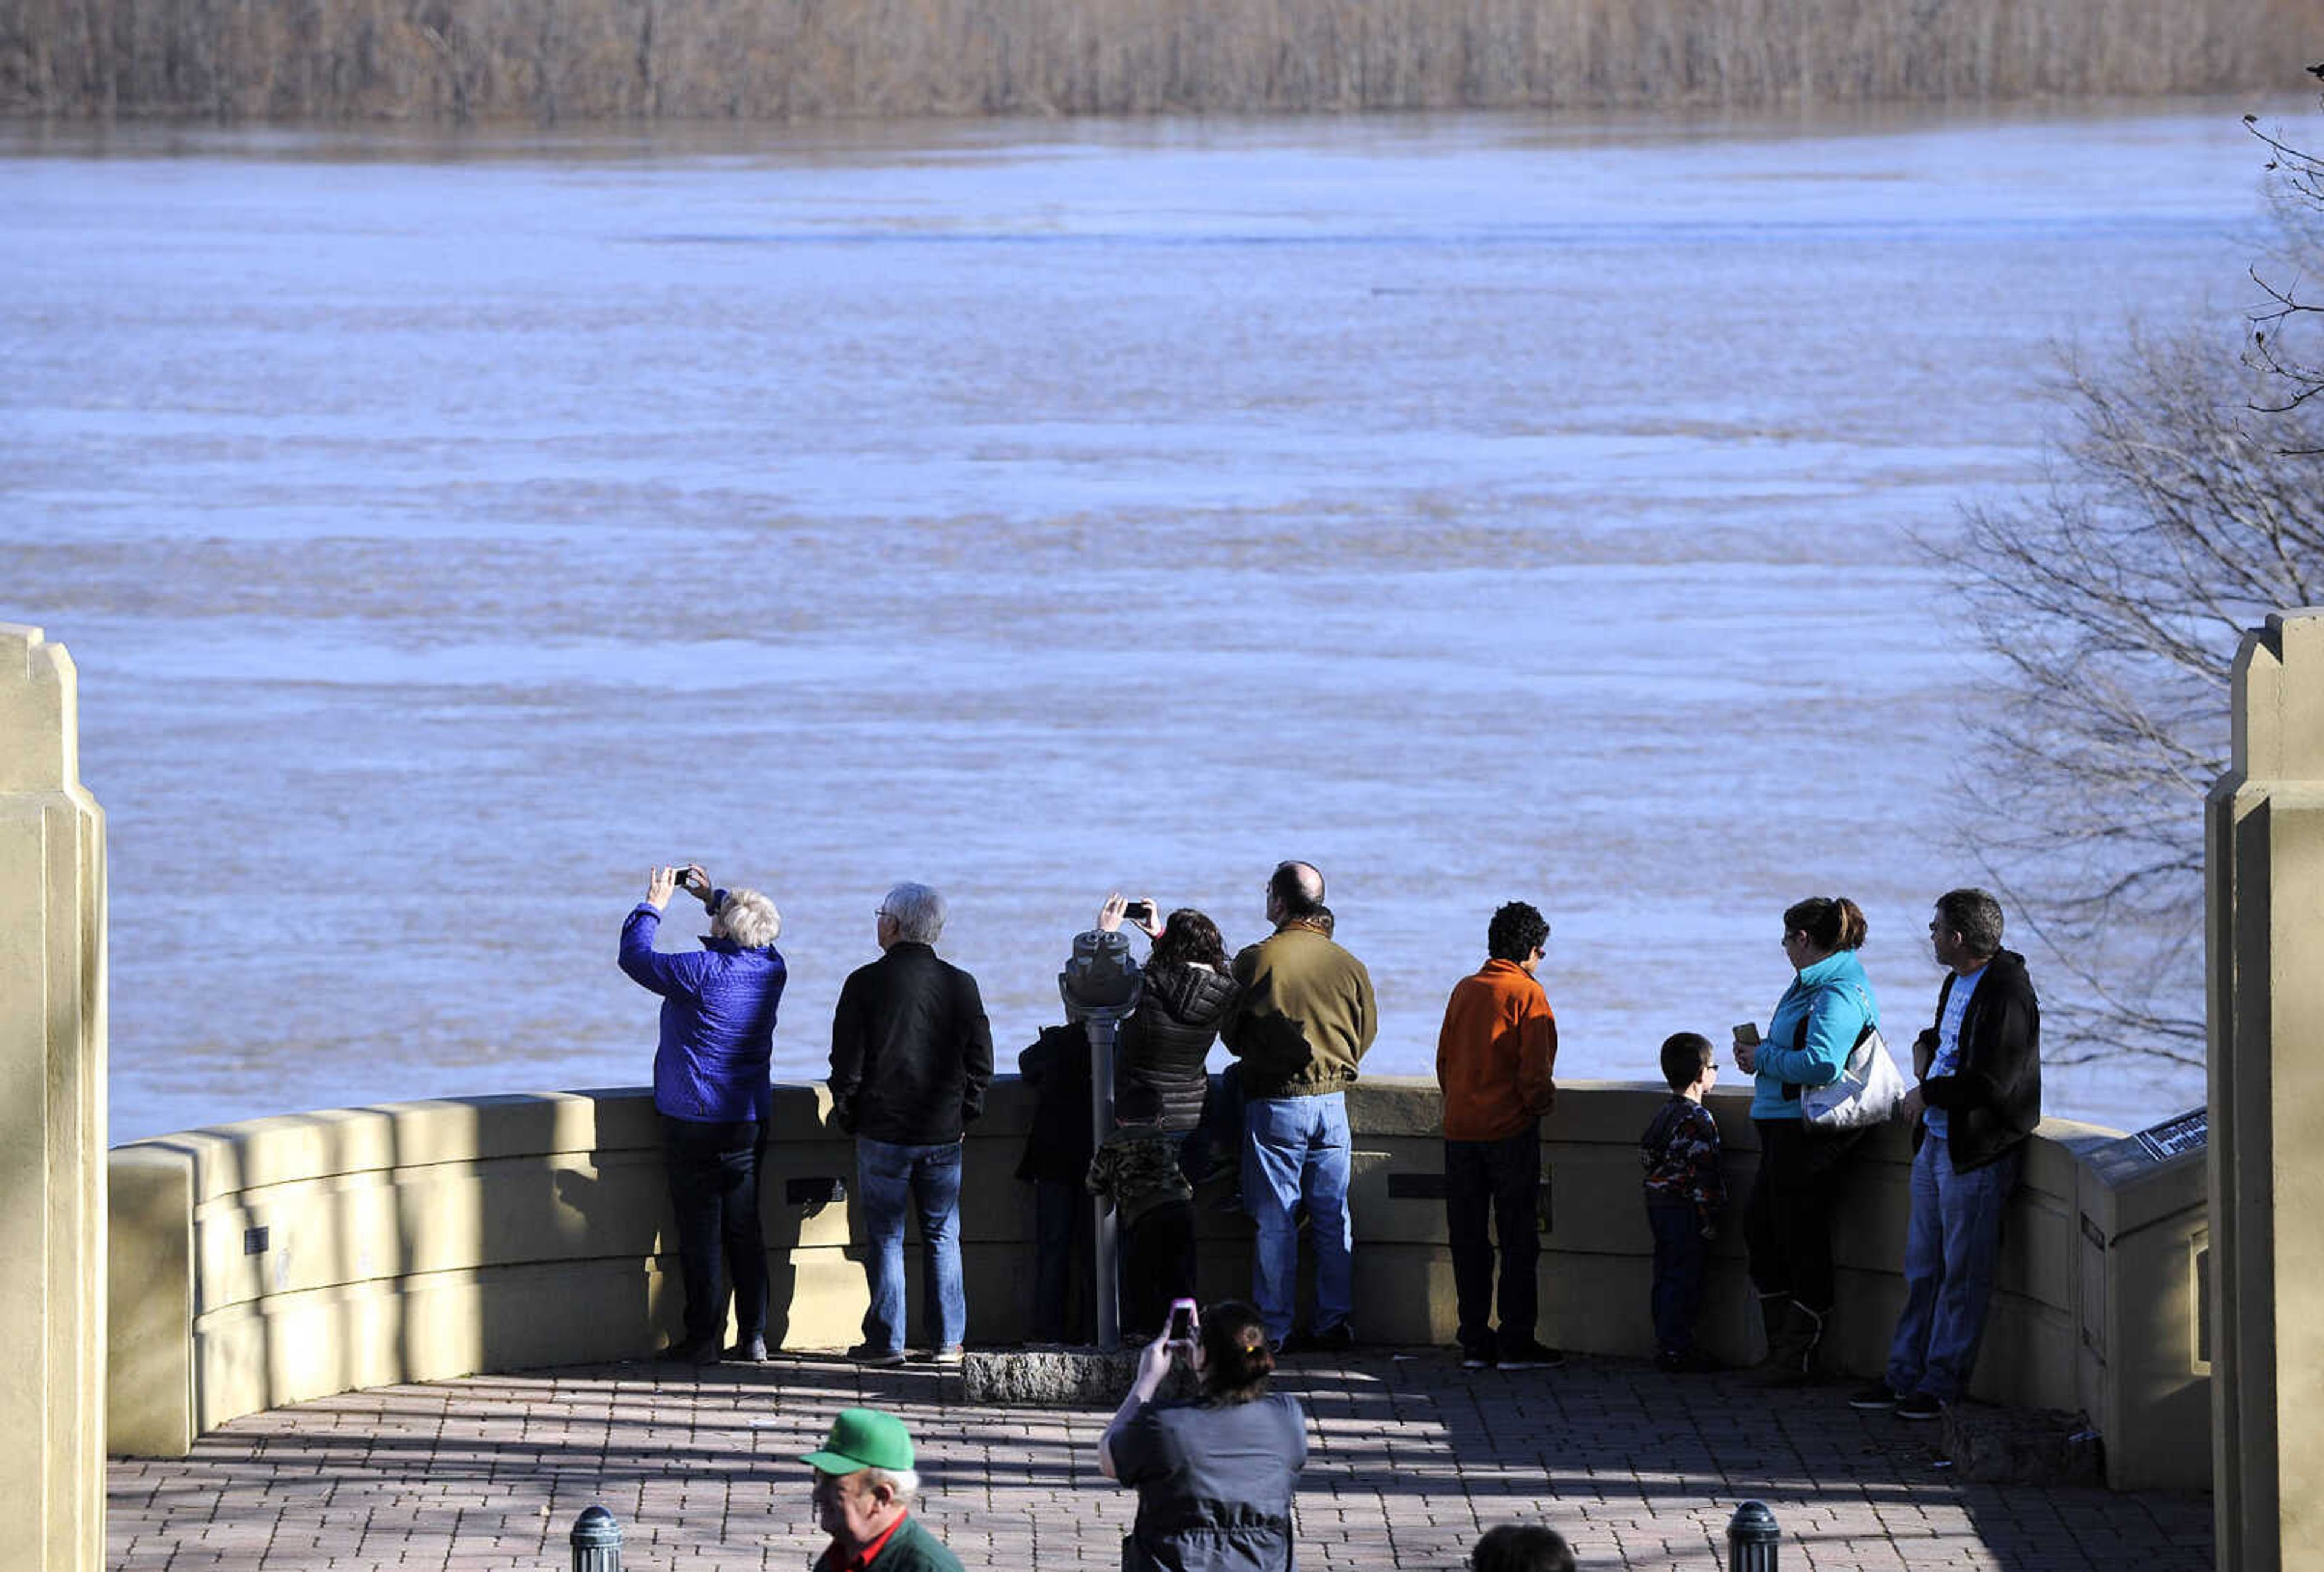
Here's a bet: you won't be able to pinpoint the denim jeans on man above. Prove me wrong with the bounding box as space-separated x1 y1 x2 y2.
1883 1134 2021 1402
1243 1091 1353 1342
1445 1127 1541 1357
855 1136 968 1356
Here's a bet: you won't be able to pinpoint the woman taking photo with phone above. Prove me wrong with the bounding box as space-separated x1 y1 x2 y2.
1098 893 1241 1171
1099 1300 1308 1572
1733 894 1879 1387
618 864 786 1365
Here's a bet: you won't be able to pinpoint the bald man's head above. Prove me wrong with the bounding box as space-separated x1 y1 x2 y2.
1268 861 1327 922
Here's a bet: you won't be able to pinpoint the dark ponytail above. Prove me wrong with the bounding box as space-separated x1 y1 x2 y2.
1783 895 1867 953
1197 1300 1275 1404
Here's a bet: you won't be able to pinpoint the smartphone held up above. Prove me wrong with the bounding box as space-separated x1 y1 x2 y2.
1167 1298 1198 1344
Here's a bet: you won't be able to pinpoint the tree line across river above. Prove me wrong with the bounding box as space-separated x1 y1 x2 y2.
0 0 2300 123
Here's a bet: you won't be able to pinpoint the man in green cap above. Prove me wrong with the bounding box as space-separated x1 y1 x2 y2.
800 1407 963 1571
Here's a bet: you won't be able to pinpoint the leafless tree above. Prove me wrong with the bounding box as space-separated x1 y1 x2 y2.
2246 103 2324 432
1936 102 2324 1066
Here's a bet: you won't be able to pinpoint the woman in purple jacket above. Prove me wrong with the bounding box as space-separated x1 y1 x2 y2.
619 864 787 1365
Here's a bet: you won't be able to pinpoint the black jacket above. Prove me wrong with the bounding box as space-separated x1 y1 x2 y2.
828 942 994 1146
1015 1023 1096 1183
1919 949 2041 1173
1117 962 1241 1133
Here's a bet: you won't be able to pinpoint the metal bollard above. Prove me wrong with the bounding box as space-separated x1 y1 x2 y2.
570 1505 622 1572
1727 1501 1780 1571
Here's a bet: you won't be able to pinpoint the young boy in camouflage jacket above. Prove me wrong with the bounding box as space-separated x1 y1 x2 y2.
1641 1032 1725 1372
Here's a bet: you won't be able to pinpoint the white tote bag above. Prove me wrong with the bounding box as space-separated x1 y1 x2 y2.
1800 1022 1908 1131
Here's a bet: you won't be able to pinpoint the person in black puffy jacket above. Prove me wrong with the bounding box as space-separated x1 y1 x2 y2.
1098 895 1242 1155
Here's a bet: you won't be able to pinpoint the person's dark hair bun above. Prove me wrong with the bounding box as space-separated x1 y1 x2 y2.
1197 1300 1275 1402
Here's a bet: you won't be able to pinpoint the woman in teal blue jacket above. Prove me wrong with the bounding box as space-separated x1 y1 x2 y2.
1733 895 1877 1386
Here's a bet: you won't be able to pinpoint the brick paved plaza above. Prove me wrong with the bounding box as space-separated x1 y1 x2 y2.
106 1351 2210 1571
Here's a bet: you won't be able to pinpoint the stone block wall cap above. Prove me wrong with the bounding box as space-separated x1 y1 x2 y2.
0 620 79 794
2234 606 2324 781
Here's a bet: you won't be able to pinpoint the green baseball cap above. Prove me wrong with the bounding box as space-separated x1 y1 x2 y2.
800 1407 916 1475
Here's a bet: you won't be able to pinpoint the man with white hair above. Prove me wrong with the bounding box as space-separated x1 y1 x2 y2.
1223 860 1377 1353
801 1407 962 1572
829 882 994 1367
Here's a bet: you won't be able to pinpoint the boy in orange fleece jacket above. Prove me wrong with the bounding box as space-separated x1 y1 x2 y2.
1436 901 1560 1370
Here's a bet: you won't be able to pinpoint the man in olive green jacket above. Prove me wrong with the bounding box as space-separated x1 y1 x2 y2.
1224 860 1378 1350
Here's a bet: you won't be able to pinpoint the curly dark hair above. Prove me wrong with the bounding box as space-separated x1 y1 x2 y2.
1486 902 1549 964
1150 909 1230 973
1196 1300 1276 1404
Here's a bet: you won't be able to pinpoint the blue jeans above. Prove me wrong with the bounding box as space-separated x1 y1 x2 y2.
1884 1134 2021 1402
1244 1091 1353 1341
855 1136 967 1355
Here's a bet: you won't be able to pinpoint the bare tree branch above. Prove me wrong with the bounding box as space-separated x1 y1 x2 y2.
2244 101 2324 438
1930 284 2324 1063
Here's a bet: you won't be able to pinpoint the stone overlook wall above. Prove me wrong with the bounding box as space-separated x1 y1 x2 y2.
107 1076 2210 1490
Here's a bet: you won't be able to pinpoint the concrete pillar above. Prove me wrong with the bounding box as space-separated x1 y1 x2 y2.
2210 607 2324 1572
0 624 108 1572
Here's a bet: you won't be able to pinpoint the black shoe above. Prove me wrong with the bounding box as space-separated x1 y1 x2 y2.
724 1336 770 1363
847 1341 907 1368
1459 1334 1498 1370
1496 1340 1565 1371
1657 1347 1721 1374
1849 1383 1900 1410
658 1337 719 1366
1895 1392 1944 1421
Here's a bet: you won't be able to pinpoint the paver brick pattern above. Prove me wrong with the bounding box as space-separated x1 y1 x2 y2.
107 1352 2211 1570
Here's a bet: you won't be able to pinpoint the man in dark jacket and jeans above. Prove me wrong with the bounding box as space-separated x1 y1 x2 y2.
1853 887 2040 1420
830 882 994 1366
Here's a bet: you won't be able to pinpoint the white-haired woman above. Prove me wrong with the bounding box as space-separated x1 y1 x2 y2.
619 864 787 1366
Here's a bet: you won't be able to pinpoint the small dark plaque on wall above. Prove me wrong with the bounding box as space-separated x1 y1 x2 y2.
243 1226 269 1255
787 1176 847 1209
2134 1108 2207 1163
